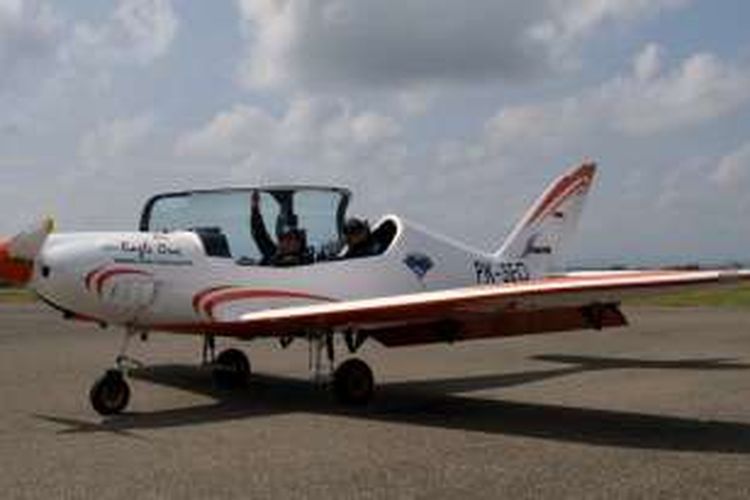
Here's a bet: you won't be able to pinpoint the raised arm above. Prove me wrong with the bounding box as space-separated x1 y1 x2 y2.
250 191 276 262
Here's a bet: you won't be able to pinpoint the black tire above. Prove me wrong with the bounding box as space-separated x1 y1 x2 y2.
90 370 130 416
213 348 251 389
333 358 374 406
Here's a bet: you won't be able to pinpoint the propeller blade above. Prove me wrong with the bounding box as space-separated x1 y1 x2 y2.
0 217 54 285
7 217 54 260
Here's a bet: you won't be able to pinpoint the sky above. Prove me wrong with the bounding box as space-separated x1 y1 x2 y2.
1 0 749 266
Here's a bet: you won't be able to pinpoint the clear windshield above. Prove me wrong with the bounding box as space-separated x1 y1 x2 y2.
142 187 349 265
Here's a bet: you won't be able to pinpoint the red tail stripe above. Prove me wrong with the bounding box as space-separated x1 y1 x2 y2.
532 177 590 224
527 164 595 226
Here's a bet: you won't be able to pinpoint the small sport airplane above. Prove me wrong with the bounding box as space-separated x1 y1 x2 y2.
1 162 748 415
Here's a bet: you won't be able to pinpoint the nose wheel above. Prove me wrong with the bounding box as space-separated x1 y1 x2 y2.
89 369 131 416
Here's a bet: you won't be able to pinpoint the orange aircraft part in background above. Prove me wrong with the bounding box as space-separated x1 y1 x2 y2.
0 238 33 285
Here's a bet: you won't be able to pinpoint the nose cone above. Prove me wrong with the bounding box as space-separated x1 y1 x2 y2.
0 238 33 285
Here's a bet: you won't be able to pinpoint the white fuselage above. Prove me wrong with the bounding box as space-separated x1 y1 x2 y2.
30 216 531 330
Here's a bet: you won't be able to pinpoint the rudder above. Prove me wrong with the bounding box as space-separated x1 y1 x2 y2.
496 162 596 277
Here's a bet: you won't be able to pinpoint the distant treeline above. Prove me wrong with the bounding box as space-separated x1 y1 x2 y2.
572 262 747 272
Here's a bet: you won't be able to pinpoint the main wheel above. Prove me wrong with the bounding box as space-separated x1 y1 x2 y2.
213 348 251 389
333 358 374 405
90 370 131 416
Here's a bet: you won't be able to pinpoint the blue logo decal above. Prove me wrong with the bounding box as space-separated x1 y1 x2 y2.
404 253 434 280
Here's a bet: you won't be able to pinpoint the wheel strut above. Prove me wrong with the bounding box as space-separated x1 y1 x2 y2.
202 334 216 365
89 327 145 416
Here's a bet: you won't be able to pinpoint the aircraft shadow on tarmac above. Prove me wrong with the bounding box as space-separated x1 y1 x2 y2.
36 354 750 454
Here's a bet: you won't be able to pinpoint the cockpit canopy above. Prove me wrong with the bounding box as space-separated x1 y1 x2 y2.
140 186 351 264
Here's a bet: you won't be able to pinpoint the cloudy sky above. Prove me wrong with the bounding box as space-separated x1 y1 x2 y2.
1 0 749 265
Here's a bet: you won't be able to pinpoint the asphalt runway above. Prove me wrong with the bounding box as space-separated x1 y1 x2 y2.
2 303 750 499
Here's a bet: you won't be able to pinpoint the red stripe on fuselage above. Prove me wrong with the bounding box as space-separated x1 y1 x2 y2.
192 285 236 313
95 268 152 296
202 289 337 321
84 265 107 291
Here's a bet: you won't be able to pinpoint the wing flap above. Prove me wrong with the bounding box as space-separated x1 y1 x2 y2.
368 304 628 347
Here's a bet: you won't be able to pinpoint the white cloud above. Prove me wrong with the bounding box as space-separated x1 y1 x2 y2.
176 96 403 167
530 0 688 48
78 113 155 170
395 85 439 116
484 44 750 152
175 105 276 162
633 43 664 82
0 0 179 139
236 0 688 90
60 0 178 67
712 141 750 192
0 0 61 87
613 50 750 135
1 1 748 266
350 112 401 145
173 96 408 219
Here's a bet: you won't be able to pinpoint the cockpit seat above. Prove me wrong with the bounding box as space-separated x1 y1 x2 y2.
369 219 398 256
191 227 231 258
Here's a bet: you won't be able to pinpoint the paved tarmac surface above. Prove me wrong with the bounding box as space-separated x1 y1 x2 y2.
2 303 750 499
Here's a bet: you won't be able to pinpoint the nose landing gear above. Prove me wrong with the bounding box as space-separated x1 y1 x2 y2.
89 327 142 416
89 369 130 415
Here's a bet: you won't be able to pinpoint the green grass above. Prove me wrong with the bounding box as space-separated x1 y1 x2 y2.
0 288 35 303
629 285 750 309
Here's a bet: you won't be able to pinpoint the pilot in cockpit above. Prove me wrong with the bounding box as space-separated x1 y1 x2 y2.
341 217 376 259
250 191 312 267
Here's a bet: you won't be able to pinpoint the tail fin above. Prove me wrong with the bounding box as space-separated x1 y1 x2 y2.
496 162 596 276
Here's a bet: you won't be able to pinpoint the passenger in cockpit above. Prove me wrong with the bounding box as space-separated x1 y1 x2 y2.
341 217 375 259
250 191 311 267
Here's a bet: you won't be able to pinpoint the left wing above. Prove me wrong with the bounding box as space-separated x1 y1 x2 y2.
154 270 750 346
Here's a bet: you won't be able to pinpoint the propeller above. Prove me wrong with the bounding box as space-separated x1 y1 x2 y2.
0 217 54 285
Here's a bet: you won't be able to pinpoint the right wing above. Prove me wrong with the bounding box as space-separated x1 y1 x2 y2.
154 269 750 346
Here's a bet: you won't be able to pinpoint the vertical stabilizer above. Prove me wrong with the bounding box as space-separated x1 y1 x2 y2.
496 162 596 276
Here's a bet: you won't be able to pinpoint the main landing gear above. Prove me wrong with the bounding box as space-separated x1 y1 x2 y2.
89 328 375 416
211 347 252 389
332 358 374 405
308 331 375 406
202 334 252 389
